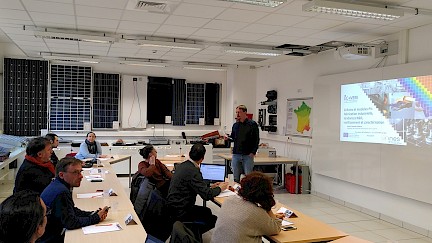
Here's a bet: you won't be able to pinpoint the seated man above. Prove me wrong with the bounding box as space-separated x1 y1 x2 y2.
14 137 55 194
39 157 109 243
45 133 59 167
167 144 228 235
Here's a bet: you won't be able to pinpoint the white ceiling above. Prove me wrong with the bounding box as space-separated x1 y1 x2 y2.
0 0 432 66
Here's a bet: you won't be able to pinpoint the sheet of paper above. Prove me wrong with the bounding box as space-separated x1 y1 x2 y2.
86 177 104 182
216 189 237 198
165 163 174 167
98 158 110 161
282 220 294 226
82 222 122 235
85 175 102 179
77 192 104 199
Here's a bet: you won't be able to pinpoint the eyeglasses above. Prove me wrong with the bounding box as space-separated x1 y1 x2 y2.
45 208 52 217
66 170 83 175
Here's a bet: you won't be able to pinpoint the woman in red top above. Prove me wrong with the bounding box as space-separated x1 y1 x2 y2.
138 145 172 197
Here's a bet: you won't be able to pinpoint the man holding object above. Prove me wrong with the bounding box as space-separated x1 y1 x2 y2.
39 157 109 243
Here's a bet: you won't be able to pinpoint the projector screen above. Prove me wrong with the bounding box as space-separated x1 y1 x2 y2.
340 75 432 146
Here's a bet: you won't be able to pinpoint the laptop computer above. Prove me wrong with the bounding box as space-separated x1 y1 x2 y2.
200 163 226 183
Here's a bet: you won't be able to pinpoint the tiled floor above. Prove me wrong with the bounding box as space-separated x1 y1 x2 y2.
2 177 432 243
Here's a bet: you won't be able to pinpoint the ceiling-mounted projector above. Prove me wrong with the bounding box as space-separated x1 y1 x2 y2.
335 45 372 60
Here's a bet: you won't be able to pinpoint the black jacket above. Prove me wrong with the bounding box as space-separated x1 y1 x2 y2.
231 118 260 155
39 178 100 243
14 159 54 194
167 160 221 219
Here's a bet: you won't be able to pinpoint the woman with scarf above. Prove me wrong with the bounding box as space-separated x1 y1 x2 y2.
75 132 108 160
14 137 55 194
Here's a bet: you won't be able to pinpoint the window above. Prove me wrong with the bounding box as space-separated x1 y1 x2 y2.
93 73 120 129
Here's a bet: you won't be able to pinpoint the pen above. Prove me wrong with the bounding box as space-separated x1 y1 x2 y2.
90 208 101 215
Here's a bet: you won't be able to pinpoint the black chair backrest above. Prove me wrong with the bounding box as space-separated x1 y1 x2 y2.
142 190 173 242
170 221 201 243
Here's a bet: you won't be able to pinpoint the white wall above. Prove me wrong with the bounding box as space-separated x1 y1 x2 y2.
255 24 432 234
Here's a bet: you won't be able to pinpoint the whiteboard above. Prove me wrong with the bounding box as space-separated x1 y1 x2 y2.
312 60 432 205
285 97 313 138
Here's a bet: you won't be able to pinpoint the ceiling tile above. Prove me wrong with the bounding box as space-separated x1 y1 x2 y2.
327 22 381 34
173 3 225 18
308 31 351 40
48 46 79 53
79 49 108 56
257 35 297 45
277 27 320 37
0 0 25 10
164 15 210 28
76 16 120 29
241 24 286 35
75 5 123 20
74 0 128 9
121 11 168 24
163 51 193 58
30 12 75 25
225 32 267 42
216 8 268 23
117 20 160 32
22 0 74 15
0 27 34 36
388 15 432 28
294 18 345 30
203 19 249 31
0 9 31 20
192 28 232 38
14 40 47 47
21 45 49 51
31 21 76 29
290 37 328 46
259 14 309 27
155 25 198 36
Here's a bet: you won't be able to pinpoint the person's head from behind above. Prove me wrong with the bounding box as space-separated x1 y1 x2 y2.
45 133 59 149
56 157 83 188
26 137 52 163
139 145 157 160
235 105 248 122
0 190 47 243
189 143 206 163
238 171 275 211
86 132 96 143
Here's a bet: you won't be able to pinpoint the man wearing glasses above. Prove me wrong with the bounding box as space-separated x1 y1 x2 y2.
39 157 109 243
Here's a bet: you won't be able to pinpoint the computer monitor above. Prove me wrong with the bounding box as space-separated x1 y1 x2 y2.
200 163 226 183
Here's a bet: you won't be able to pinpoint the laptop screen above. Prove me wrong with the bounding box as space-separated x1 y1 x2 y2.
200 163 226 183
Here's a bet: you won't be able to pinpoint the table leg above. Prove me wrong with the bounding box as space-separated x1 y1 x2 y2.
128 156 132 188
224 159 229 179
295 161 298 194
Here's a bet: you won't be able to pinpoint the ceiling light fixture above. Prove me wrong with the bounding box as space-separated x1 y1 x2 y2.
34 31 115 44
217 0 287 8
223 46 283 56
302 0 404 21
183 63 227 71
120 61 166 68
41 53 101 63
137 39 204 50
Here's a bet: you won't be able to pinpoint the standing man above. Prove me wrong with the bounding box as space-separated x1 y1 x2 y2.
167 144 228 235
229 105 260 183
39 157 109 243
45 133 59 167
14 137 55 194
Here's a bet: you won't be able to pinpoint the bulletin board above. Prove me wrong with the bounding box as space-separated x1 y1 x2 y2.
285 97 313 138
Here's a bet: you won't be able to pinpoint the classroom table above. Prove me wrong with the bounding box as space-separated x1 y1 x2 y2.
329 236 372 243
159 155 187 170
216 153 300 193
212 196 347 243
65 159 147 242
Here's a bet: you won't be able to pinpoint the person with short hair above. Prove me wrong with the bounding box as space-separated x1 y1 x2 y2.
228 105 260 182
138 145 172 197
45 133 59 167
75 132 108 160
14 137 54 194
39 157 109 243
167 143 228 235
211 171 282 243
0 190 48 243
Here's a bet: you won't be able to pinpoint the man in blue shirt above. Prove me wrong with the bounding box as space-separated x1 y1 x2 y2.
229 105 260 182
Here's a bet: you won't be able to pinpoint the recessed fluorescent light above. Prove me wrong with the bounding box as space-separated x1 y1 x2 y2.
302 0 404 21
217 0 286 8
183 65 226 71
41 53 100 63
223 46 283 56
120 60 166 68
34 31 115 44
138 40 204 50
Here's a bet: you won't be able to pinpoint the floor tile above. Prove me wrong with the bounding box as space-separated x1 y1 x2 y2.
350 230 389 242
329 222 368 233
373 228 424 241
351 220 399 231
